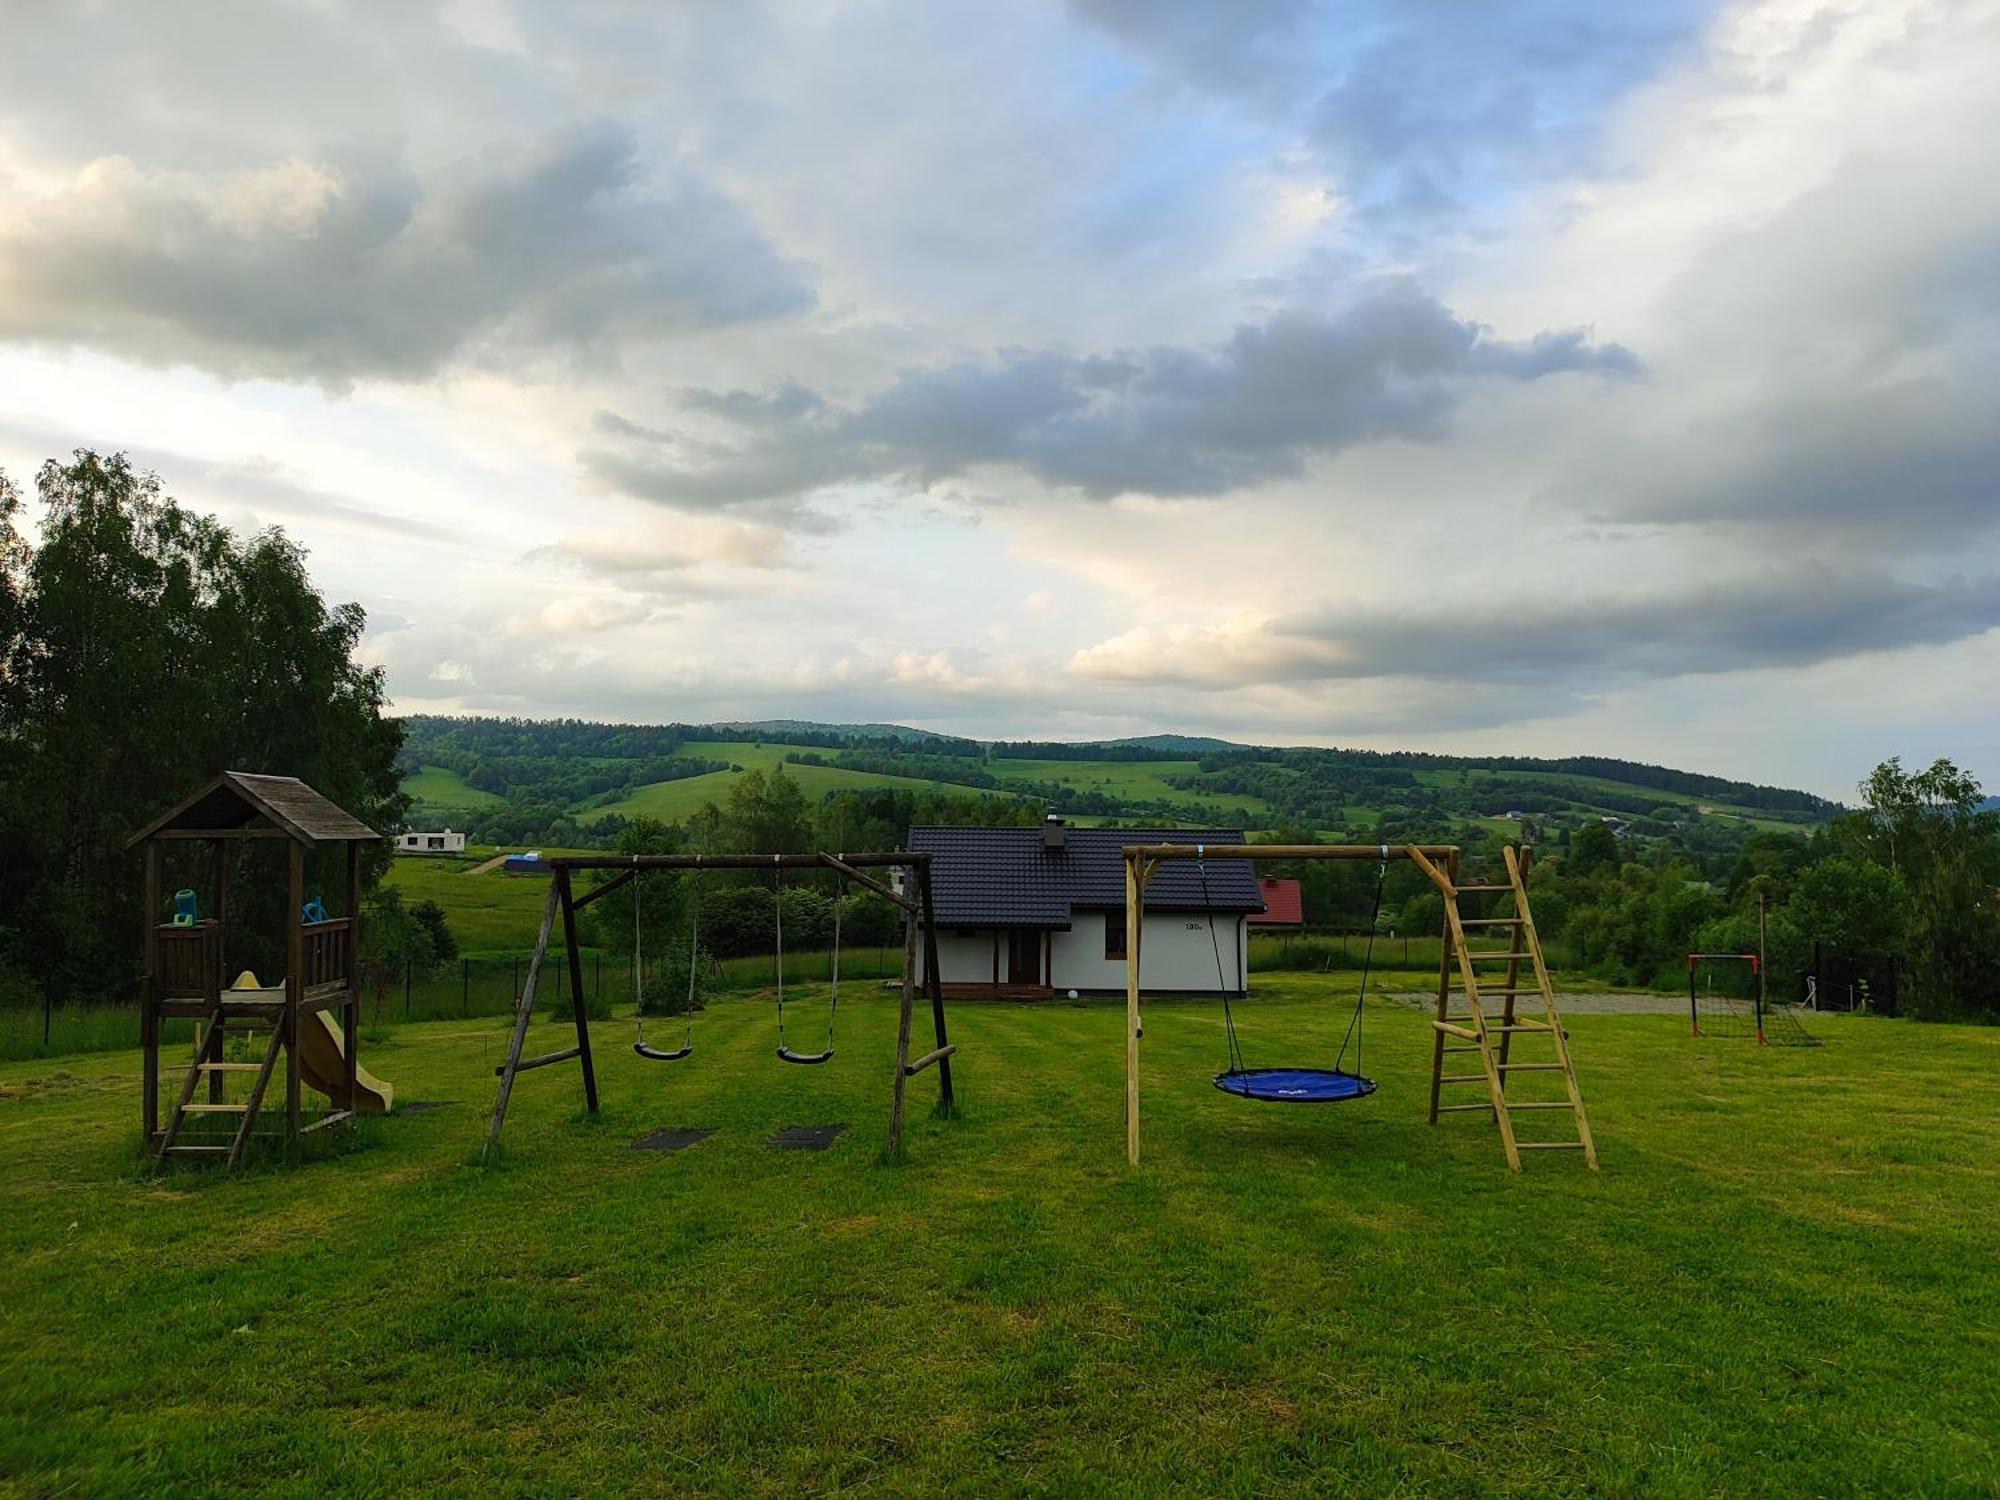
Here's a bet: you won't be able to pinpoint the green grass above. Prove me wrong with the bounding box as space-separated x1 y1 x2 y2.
384 856 565 953
590 743 1012 825
2 980 1994 1493
401 764 505 808
993 758 1273 818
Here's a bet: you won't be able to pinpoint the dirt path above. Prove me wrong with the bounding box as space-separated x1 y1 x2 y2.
465 853 509 876
1377 987 1689 1016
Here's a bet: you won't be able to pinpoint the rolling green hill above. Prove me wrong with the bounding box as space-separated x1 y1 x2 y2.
395 715 1836 855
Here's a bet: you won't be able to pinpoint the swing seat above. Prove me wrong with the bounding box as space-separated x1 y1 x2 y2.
776 1046 834 1066
634 1042 692 1062
1213 1067 1376 1103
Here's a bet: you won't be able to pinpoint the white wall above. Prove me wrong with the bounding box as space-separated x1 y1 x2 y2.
933 929 996 985
927 910 1247 993
1048 908 1246 994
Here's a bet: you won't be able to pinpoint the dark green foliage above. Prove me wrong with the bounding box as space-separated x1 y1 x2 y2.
0 452 406 1006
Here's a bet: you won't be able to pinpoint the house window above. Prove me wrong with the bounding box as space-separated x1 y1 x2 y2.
1104 913 1127 960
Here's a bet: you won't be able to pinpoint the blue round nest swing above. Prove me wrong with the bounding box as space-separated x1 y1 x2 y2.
1213 1067 1377 1103
1194 847 1386 1108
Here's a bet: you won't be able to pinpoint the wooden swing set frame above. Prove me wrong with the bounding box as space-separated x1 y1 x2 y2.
485 851 956 1160
1120 841 1596 1170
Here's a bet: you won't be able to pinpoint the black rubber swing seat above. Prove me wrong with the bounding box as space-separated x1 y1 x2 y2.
776 1047 834 1066
633 1042 692 1062
1213 1067 1378 1103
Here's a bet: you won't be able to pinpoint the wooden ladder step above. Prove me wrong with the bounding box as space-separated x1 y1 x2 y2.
1439 1064 1567 1083
1454 884 1514 893
194 1061 263 1072
1437 1103 1498 1114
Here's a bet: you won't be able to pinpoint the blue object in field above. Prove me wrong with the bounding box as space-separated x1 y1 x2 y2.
503 853 553 874
300 898 328 924
172 889 198 927
1213 1067 1377 1103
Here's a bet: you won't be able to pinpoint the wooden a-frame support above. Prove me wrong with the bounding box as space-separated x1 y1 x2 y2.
484 851 956 1161
1120 841 1595 1172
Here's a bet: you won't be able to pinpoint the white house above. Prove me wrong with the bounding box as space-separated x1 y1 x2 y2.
393 828 466 855
907 818 1262 996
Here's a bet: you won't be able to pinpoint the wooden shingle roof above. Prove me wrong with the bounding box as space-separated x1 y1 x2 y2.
127 772 381 847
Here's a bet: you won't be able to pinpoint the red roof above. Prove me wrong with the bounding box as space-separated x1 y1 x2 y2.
1247 877 1303 926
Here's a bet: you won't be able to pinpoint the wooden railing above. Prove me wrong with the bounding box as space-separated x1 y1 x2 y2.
301 918 354 991
155 922 223 1000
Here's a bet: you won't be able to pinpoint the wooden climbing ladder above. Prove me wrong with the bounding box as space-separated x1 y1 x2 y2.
156 1004 287 1167
1415 844 1596 1171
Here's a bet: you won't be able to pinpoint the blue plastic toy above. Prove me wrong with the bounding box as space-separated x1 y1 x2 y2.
172 889 198 927
300 898 328 924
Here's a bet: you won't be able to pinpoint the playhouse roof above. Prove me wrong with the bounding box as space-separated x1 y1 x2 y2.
127 772 381 848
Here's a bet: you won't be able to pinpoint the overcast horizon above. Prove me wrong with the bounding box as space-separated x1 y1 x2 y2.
4 1 1997 803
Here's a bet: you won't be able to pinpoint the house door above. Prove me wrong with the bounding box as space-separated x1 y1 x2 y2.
1007 930 1041 985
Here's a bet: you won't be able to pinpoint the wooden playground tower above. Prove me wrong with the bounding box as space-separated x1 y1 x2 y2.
1121 841 1596 1171
487 850 957 1160
130 773 379 1165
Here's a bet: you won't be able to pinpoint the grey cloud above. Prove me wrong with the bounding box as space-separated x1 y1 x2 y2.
1278 570 2000 684
0 126 813 386
582 284 1637 509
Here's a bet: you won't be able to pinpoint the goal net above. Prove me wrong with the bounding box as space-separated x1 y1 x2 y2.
1687 953 1819 1048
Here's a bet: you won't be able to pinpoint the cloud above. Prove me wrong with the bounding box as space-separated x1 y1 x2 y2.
582 283 1636 510
1074 570 2000 691
1069 0 1703 238
0 126 814 386
534 513 798 596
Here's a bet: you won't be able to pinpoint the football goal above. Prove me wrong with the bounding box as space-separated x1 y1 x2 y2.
1687 952 1819 1048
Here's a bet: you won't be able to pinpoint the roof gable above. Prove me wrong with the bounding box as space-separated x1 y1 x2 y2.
127 772 381 847
909 825 1264 928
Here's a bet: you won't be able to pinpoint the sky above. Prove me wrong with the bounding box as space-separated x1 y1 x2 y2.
2 0 1996 801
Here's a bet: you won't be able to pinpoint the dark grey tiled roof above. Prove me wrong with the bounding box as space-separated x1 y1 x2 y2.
908 826 1264 929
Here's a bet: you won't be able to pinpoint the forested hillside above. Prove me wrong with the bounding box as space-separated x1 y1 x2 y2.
393 717 2000 1019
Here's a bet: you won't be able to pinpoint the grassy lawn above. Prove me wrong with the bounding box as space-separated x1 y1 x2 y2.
590 751 1011 825
993 758 1273 819
401 765 505 808
1 979 1994 1494
383 856 564 953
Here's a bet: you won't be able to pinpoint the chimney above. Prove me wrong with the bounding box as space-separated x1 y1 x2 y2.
1043 813 1067 850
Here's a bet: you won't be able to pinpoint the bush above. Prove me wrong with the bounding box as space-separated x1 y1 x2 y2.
639 940 714 1016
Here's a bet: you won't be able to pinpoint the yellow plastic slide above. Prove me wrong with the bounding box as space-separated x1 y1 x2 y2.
298 1009 394 1113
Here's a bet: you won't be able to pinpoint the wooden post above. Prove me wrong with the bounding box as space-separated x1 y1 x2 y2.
556 869 599 1113
1125 853 1142 1165
286 839 305 1138
916 860 954 1116
887 901 919 1158
142 841 160 1143
485 883 563 1158
344 840 361 1113
1756 892 1769 1047
1427 848 1459 1125
208 839 231 1103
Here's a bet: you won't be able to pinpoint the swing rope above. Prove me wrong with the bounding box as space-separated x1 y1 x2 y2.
633 858 695 1062
775 860 836 1064
1204 844 1382 1103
